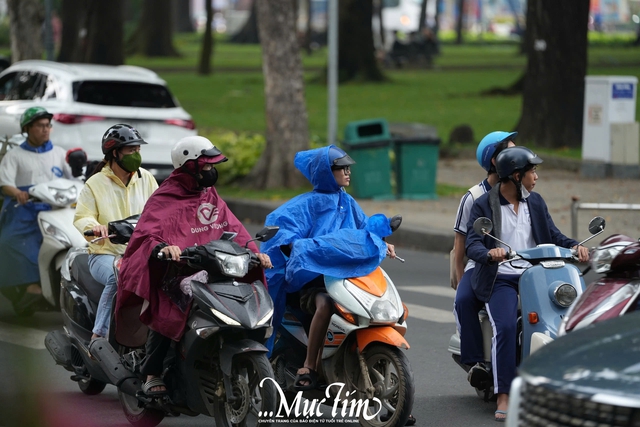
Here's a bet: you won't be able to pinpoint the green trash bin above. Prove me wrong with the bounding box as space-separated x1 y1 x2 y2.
392 123 440 200
343 118 393 199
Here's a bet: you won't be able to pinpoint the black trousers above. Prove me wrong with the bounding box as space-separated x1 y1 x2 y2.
140 329 171 376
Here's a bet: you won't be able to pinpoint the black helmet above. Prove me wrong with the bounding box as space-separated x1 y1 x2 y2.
496 147 542 179
329 146 355 168
101 124 147 155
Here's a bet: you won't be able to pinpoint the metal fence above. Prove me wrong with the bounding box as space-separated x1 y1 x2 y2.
571 196 640 240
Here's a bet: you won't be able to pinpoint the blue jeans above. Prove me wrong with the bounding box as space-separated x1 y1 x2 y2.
88 254 117 337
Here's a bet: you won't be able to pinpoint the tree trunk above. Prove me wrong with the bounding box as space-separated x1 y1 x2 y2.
245 0 309 189
174 0 194 33
7 0 44 62
419 0 428 32
229 0 260 44
455 0 465 45
339 0 385 82
58 0 86 62
515 0 589 149
198 0 214 75
304 0 313 54
128 0 179 56
83 0 124 65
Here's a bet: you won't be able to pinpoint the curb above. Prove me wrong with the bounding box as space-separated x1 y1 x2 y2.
226 198 455 254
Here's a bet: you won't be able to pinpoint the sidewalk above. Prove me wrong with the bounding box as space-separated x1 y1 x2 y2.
226 158 640 253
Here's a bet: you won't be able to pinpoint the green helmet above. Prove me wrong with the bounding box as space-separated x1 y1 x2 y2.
20 107 53 132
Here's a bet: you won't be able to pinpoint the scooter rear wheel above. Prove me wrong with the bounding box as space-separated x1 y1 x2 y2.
118 389 164 427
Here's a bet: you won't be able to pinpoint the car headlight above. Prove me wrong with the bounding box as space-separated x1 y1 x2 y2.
215 251 249 278
553 283 578 307
345 280 399 323
40 219 71 246
48 185 77 206
591 244 630 274
211 308 241 326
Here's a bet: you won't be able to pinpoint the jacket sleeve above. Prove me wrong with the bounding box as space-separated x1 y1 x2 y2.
465 196 492 264
73 183 100 235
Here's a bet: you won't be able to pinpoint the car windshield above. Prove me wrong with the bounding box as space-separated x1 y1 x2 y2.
73 81 177 108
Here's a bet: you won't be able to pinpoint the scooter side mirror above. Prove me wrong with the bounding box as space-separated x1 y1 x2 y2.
473 217 493 236
390 215 403 232
255 226 279 242
588 216 606 235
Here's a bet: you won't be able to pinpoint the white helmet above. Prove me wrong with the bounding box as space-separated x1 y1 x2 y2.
170 136 227 169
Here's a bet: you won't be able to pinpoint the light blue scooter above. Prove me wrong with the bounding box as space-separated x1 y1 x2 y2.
448 216 605 398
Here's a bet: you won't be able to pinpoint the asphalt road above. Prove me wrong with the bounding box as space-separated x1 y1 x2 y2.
0 227 530 427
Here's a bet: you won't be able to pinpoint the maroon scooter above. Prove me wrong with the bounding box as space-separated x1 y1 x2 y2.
559 232 640 335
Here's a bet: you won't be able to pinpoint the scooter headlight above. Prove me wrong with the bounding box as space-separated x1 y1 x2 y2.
553 283 578 308
591 244 630 274
48 185 78 206
345 281 399 323
210 307 241 326
214 251 249 278
40 219 71 246
257 308 274 326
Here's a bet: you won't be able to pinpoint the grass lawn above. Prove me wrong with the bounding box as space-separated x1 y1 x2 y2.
136 34 640 154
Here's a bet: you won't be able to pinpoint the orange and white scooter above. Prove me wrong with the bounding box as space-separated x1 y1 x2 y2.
270 257 415 427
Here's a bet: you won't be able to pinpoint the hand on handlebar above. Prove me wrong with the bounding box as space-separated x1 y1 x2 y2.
571 245 590 263
14 190 29 205
386 242 396 259
160 245 182 262
92 225 109 238
488 247 507 263
256 253 273 269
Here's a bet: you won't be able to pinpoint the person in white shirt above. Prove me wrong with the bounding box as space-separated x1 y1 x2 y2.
0 107 73 314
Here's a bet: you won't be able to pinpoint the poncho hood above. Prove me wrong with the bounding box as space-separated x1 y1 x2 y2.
115 167 262 346
295 145 341 193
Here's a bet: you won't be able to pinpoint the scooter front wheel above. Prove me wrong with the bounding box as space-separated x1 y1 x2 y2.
213 352 278 427
78 377 106 395
354 344 415 427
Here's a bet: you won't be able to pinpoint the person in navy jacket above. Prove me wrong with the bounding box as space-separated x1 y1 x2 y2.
465 146 589 421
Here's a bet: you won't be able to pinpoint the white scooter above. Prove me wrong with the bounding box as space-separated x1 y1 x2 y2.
31 178 87 310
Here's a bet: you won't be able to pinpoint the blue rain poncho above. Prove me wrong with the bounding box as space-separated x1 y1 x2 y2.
262 145 392 351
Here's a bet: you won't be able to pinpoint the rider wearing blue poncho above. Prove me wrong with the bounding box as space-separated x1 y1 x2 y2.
262 145 396 391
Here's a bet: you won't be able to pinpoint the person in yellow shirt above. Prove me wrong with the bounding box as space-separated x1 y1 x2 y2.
74 124 158 341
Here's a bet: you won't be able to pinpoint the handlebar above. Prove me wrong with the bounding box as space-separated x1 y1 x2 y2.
84 230 95 236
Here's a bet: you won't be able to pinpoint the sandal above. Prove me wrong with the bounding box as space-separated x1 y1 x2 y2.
495 410 507 422
142 377 167 396
294 367 318 391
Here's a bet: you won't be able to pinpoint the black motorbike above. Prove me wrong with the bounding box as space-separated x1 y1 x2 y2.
45 217 279 427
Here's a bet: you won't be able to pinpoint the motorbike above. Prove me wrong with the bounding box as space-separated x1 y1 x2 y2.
0 177 86 315
269 217 415 427
447 216 606 399
558 228 640 335
45 217 280 427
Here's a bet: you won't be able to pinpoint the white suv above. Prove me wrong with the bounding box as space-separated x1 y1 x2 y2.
0 60 197 179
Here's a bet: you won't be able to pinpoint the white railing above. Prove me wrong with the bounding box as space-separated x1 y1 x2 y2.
571 196 640 239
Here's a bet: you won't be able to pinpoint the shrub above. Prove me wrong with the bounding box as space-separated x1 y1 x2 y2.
201 130 265 184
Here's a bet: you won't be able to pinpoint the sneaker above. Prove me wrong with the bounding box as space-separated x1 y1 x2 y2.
467 362 491 389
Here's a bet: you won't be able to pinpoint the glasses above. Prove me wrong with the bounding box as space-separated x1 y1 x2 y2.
32 123 53 130
332 165 351 175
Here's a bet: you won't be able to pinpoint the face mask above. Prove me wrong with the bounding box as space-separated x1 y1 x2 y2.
197 168 218 188
117 151 142 173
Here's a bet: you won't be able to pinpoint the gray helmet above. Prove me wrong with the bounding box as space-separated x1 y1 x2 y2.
496 147 542 179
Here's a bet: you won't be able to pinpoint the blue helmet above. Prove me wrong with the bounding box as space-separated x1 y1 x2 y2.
476 131 518 172
328 146 355 168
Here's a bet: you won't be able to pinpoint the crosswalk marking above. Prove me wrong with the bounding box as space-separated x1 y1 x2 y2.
0 321 47 350
404 303 455 323
397 285 456 298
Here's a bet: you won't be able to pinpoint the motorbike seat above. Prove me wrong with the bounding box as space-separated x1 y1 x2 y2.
71 253 105 303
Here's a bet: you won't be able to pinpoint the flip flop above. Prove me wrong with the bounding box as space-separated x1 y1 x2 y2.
294 368 318 391
495 410 507 422
142 377 167 396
